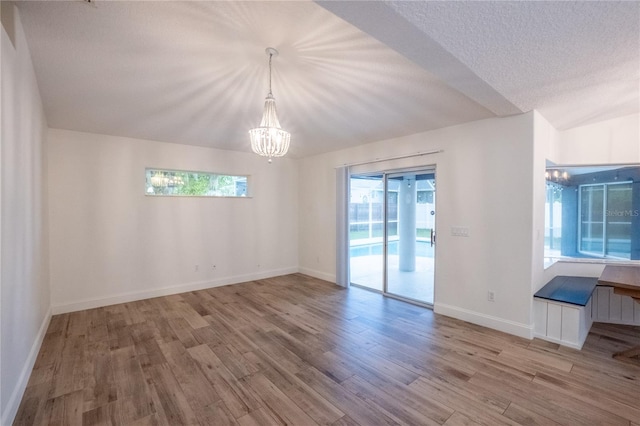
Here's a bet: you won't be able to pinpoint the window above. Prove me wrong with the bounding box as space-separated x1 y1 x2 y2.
145 168 248 197
580 183 633 258
417 190 434 204
544 164 639 262
545 182 563 256
348 176 398 240
579 184 605 255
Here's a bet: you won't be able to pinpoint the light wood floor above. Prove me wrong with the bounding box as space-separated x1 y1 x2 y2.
14 274 640 425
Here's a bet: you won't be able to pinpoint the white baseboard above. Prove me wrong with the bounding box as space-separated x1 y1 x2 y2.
594 318 640 326
297 267 336 284
434 302 534 340
51 267 299 315
533 332 584 350
2 307 52 426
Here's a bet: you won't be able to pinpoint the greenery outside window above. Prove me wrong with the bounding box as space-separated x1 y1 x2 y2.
145 168 248 197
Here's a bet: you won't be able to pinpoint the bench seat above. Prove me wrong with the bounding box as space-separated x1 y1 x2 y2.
533 276 598 349
533 276 598 306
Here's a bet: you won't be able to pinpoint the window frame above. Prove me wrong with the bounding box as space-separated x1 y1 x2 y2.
145 168 250 198
578 180 632 260
578 183 606 258
544 163 640 266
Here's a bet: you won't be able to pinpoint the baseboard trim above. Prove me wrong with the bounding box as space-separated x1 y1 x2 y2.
51 267 299 315
434 302 533 340
2 306 52 426
533 332 584 350
594 319 640 326
297 267 336 284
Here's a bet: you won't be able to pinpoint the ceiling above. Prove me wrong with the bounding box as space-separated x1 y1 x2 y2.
15 1 640 158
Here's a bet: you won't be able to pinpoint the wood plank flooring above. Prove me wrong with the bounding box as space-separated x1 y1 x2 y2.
14 274 640 425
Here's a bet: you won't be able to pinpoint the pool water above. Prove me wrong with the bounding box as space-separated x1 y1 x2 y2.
350 241 434 258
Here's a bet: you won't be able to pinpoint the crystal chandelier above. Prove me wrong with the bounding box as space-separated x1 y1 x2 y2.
545 168 569 194
249 48 290 163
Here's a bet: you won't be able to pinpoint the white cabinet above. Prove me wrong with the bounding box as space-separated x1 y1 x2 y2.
592 286 640 325
534 297 593 349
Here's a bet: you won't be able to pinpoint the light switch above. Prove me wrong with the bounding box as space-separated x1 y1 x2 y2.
451 226 470 237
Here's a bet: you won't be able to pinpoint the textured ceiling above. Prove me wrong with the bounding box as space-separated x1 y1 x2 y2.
392 0 640 129
15 1 640 157
321 0 640 130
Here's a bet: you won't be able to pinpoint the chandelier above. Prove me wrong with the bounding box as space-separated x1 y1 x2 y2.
249 48 290 163
546 169 569 182
545 168 569 194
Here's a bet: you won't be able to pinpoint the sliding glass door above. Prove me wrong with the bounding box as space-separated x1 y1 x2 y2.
349 169 436 306
349 175 384 291
579 182 633 259
386 172 435 304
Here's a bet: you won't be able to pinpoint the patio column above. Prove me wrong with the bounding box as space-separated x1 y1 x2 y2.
399 176 416 271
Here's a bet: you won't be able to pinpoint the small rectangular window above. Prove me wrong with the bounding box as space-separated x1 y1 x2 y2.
145 168 248 197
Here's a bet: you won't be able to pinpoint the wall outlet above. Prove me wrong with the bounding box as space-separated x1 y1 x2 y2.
211 264 216 271
194 264 199 272
487 291 495 302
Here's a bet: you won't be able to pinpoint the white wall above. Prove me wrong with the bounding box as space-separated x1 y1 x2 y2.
48 129 299 313
555 113 639 164
299 113 537 338
1 4 50 424
532 111 558 294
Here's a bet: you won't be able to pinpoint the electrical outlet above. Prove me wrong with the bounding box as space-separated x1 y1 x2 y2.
487 291 495 302
212 265 216 271
194 265 199 272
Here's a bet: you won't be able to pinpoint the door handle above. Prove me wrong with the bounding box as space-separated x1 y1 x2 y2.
430 229 435 247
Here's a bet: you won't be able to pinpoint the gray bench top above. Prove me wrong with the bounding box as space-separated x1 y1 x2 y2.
534 276 598 306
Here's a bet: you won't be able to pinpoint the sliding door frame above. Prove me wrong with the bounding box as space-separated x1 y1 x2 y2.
348 165 437 308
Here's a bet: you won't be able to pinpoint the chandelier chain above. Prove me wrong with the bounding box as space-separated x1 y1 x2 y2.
268 52 273 96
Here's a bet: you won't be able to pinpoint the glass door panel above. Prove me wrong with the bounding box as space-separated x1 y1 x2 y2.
349 175 384 291
386 171 435 305
580 185 604 256
606 183 632 259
